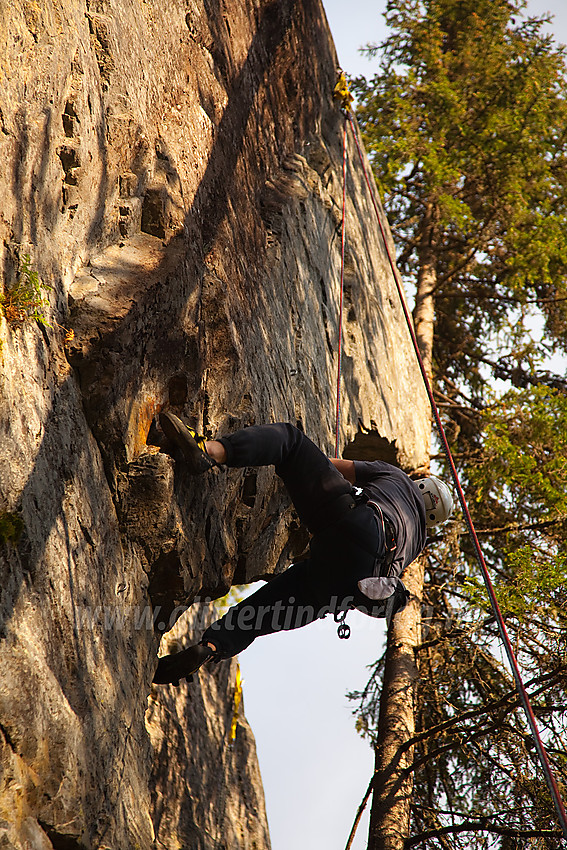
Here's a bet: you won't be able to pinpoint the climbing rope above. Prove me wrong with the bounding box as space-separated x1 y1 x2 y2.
333 72 352 457
334 114 348 458
339 106 567 838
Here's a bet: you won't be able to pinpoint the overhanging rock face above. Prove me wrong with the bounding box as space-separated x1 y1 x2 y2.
0 0 429 847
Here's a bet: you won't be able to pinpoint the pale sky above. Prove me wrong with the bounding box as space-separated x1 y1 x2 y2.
239 3 567 850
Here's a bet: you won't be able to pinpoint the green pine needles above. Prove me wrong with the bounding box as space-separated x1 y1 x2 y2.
0 511 24 546
349 0 567 845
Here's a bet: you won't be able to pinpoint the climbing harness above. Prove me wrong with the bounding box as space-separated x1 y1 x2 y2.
367 500 397 575
332 76 567 837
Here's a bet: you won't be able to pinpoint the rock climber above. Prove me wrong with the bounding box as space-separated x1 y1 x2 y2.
152 414 453 686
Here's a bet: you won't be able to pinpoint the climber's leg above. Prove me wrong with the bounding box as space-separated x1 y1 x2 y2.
152 643 214 686
152 421 383 684
152 500 385 683
160 418 354 531
216 422 354 533
201 501 383 657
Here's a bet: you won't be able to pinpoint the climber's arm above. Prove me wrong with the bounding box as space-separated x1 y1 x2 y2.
330 458 356 484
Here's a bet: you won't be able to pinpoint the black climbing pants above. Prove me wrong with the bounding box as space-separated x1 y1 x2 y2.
201 423 386 658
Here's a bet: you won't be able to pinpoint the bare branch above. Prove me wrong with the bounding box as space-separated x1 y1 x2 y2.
394 667 565 755
406 821 563 846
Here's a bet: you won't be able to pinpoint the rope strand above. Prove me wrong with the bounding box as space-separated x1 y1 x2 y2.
346 111 567 839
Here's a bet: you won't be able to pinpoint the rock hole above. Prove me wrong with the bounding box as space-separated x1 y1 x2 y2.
147 550 186 632
232 554 248 585
79 523 94 546
58 146 80 172
118 203 131 236
62 113 74 137
202 391 211 433
324 323 334 356
284 69 298 101
37 821 86 850
342 427 398 465
119 171 138 198
155 143 169 162
58 146 81 186
62 101 79 137
168 373 188 406
141 189 166 238
241 470 257 507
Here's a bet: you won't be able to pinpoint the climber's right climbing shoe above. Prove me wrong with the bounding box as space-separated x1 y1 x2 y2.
158 412 216 474
146 415 172 451
152 643 216 686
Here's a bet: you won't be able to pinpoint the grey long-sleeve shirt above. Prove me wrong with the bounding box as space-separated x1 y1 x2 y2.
353 460 427 579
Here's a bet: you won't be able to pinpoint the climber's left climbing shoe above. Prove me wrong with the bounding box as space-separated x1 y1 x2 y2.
158 412 216 474
152 643 216 686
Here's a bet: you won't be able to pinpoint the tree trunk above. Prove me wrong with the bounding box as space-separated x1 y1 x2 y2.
367 211 437 850
412 205 437 383
367 553 425 850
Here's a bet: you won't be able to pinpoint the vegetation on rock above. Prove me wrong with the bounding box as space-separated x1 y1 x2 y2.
0 511 24 546
1 254 50 326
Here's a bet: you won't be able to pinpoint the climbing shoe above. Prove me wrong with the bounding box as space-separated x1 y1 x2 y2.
158 412 216 474
146 416 172 451
152 643 216 686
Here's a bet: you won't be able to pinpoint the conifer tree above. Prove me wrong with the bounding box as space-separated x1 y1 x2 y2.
348 1 567 846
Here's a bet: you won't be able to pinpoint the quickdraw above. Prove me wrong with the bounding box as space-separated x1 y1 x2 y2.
333 70 354 113
334 609 351 640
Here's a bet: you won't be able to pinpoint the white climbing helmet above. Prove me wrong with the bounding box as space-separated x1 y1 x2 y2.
415 476 454 527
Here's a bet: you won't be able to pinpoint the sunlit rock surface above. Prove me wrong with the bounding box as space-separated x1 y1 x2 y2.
0 0 429 846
